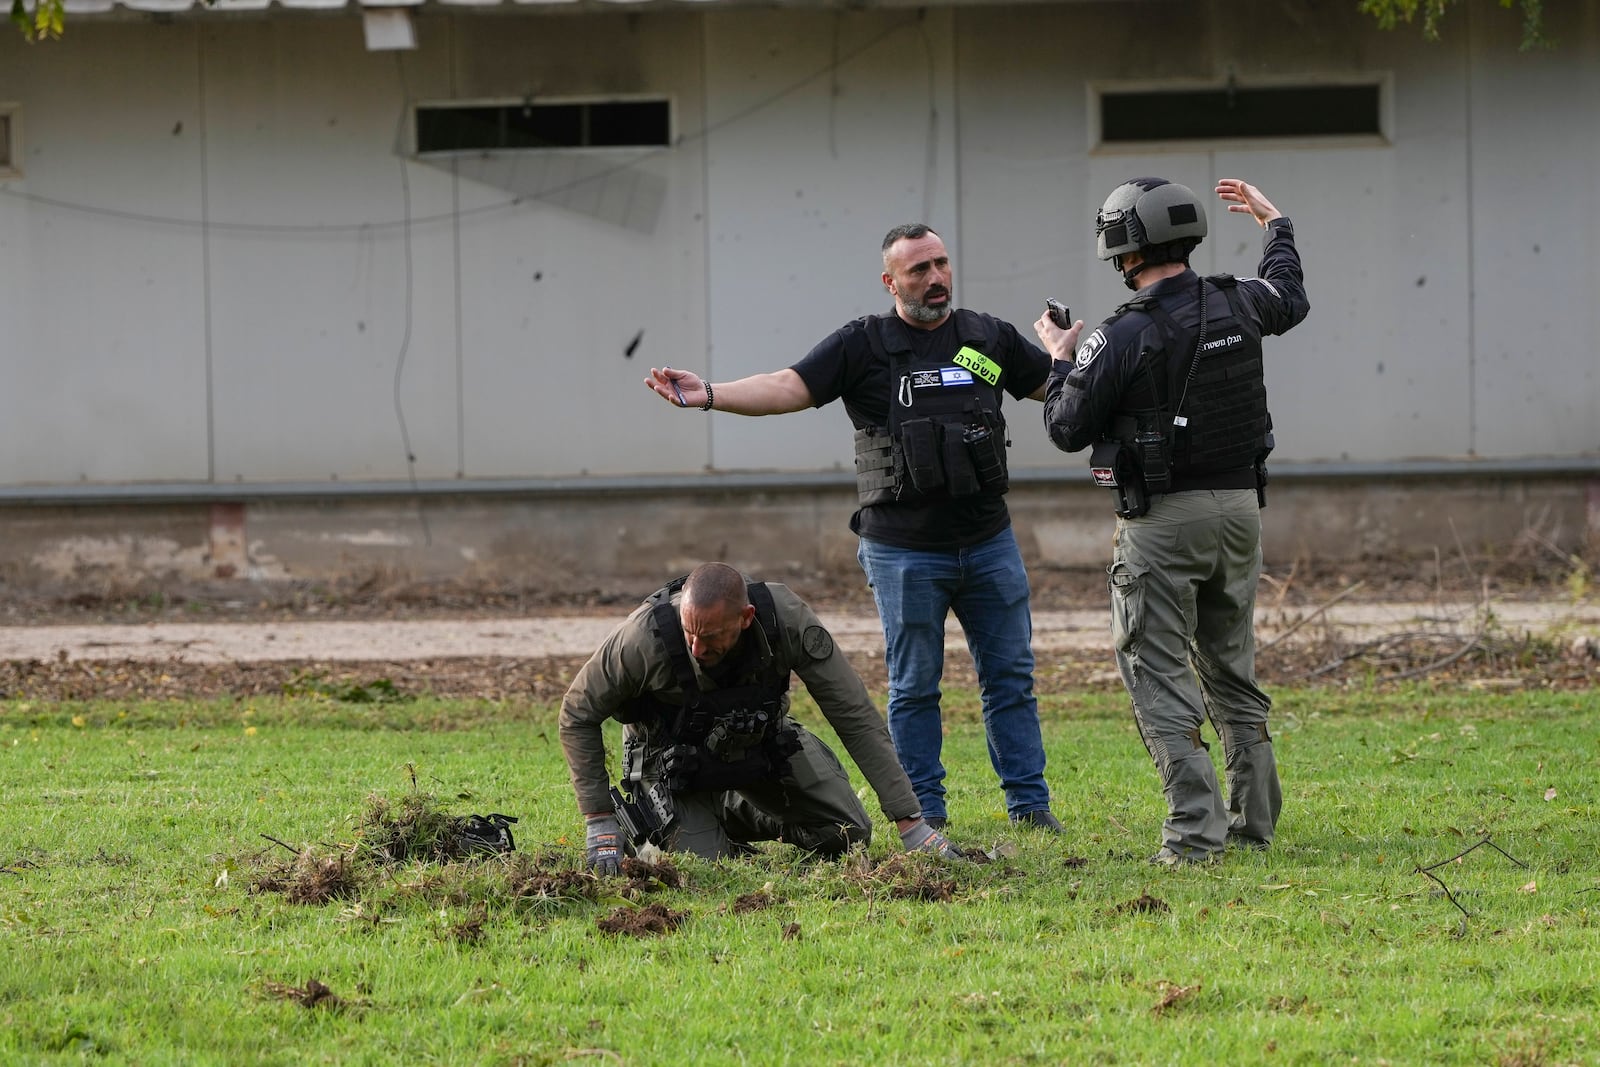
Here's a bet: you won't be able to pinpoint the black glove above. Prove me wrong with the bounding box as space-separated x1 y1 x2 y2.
585 814 623 876
900 818 964 860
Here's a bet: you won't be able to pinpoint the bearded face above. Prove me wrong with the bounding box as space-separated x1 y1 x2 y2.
883 232 953 327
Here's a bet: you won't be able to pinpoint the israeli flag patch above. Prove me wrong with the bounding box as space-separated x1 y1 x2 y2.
1076 328 1107 371
940 367 975 386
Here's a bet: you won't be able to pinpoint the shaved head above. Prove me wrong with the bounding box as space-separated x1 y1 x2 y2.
680 563 755 667
682 562 749 614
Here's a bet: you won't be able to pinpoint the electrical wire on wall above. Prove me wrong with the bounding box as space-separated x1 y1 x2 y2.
0 14 933 238
197 26 215 483
0 13 941 506
915 14 939 230
828 15 841 161
390 51 431 546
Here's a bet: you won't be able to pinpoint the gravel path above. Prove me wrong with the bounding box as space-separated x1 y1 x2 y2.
4 602 1596 665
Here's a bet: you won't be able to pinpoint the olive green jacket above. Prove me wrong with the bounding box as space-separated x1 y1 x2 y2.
558 582 919 821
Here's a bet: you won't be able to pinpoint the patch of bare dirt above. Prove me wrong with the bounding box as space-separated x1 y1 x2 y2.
3 622 1595 702
731 890 778 914
595 902 689 937
258 978 348 1011
0 547 1595 698
0 655 599 703
839 851 961 902
1112 892 1170 917
1 541 1590 627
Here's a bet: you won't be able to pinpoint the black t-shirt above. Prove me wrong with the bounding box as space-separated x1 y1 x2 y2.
791 310 1051 550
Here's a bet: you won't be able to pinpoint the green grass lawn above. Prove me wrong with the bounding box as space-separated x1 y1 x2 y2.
2 686 1596 1066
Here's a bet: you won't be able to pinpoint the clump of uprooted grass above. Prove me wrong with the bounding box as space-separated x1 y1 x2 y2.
240 790 1000 931
244 790 606 912
353 790 488 865
256 977 352 1011
833 849 965 903
248 845 361 905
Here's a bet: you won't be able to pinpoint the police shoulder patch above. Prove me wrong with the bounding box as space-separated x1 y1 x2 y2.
1075 328 1108 371
802 625 834 661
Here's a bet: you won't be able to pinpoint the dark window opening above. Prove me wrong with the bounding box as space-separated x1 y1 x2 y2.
416 100 670 153
1101 85 1382 143
0 111 12 171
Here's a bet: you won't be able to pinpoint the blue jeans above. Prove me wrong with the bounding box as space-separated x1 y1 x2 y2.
857 527 1051 820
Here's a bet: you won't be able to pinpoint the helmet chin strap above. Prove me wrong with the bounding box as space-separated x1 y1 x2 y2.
1113 241 1192 290
1113 254 1154 291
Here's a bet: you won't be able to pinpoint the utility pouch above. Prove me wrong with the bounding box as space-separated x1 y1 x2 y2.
1134 426 1171 494
770 721 803 763
942 425 981 497
1089 439 1150 519
852 428 898 505
704 708 771 761
899 418 944 494
964 423 1009 493
662 744 700 793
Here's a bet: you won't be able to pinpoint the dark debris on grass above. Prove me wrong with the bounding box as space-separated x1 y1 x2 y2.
257 977 351 1011
1111 893 1170 917
596 902 690 937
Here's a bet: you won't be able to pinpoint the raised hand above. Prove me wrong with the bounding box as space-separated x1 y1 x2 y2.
1215 179 1282 227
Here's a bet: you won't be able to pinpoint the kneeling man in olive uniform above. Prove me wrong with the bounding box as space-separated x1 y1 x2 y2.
560 562 959 872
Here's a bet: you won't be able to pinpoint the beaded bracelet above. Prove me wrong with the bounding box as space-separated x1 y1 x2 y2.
700 382 715 411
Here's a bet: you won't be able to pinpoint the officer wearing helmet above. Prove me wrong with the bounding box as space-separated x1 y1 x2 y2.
1034 177 1309 867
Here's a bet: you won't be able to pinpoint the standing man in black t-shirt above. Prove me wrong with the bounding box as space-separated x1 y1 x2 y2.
642 225 1063 834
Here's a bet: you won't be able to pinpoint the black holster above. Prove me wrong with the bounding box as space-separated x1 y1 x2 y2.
1089 439 1150 519
1254 432 1274 509
610 783 673 847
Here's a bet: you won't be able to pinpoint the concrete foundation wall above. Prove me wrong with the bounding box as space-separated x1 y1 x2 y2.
2 477 1594 597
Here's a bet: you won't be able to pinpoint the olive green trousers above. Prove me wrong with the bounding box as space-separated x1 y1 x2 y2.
1108 488 1283 859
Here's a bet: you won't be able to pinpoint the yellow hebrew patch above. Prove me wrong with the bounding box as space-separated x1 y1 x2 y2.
952 346 1000 385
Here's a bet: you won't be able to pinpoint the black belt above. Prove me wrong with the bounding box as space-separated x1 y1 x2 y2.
1166 467 1257 493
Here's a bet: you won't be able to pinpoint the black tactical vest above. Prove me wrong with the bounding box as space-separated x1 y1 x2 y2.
618 577 798 792
1112 275 1272 486
852 310 1012 505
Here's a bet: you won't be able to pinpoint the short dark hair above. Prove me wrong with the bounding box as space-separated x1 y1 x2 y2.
683 562 749 614
881 223 939 253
